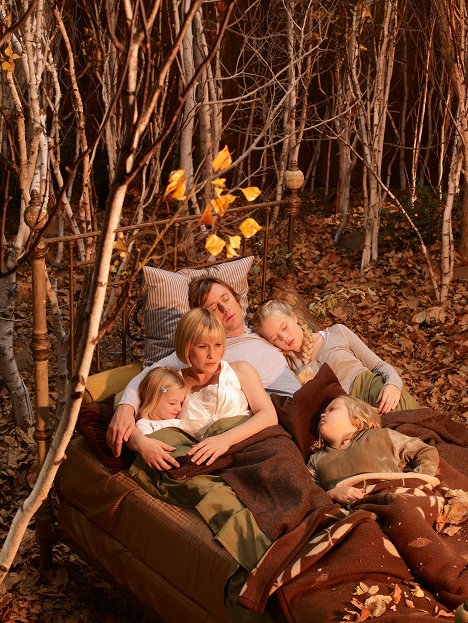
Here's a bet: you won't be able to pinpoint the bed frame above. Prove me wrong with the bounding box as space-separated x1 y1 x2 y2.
25 172 304 619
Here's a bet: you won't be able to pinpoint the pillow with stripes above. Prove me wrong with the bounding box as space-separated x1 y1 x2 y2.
143 256 254 365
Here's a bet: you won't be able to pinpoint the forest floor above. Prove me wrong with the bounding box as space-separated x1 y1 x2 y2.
1 198 467 622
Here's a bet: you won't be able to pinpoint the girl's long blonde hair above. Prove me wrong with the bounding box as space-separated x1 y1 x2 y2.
252 299 319 384
316 395 381 449
137 367 186 420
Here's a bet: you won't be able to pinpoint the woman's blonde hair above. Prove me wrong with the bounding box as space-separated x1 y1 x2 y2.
317 395 381 449
137 367 186 420
174 308 226 365
252 299 319 384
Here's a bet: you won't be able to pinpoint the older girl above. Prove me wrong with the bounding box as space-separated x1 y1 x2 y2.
252 300 419 414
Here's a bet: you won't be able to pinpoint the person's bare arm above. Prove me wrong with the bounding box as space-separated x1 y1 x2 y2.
188 361 277 465
106 403 137 457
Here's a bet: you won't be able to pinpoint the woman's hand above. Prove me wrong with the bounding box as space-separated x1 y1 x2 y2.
328 486 365 504
188 434 231 466
127 428 179 470
377 384 401 414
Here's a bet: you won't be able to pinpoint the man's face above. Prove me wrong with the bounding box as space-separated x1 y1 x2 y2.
202 283 244 336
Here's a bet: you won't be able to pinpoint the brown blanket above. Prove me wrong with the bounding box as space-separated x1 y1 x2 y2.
236 409 468 622
169 425 334 541
173 408 468 621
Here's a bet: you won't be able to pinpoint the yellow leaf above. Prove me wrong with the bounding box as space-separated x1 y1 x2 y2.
239 217 262 239
212 146 232 172
211 178 226 188
225 245 238 259
229 235 241 250
165 169 186 200
113 238 127 252
199 205 215 226
2 60 14 72
240 186 261 202
212 193 236 216
411 586 424 598
205 234 225 257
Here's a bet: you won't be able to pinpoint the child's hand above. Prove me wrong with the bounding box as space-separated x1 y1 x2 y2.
377 384 401 413
328 486 365 504
188 434 231 466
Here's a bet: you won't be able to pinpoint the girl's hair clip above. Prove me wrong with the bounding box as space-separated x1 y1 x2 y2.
159 386 167 393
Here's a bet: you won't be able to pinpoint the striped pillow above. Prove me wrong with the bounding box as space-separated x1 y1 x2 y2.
143 256 254 365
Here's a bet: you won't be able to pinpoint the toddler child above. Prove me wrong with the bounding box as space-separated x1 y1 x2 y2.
307 395 439 504
136 367 187 435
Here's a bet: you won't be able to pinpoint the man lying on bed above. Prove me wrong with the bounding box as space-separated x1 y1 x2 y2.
106 276 301 467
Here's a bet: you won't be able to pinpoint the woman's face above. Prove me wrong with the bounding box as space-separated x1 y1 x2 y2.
319 398 356 445
259 311 303 353
188 337 224 374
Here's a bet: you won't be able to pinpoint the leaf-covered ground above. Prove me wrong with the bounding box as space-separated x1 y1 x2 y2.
1 202 467 622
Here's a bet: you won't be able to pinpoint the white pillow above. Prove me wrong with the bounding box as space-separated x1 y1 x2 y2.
143 256 254 365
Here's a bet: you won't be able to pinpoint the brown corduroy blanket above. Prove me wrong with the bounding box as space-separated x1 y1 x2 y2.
172 409 468 622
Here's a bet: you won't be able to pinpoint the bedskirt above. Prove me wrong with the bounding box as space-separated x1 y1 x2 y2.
55 435 236 623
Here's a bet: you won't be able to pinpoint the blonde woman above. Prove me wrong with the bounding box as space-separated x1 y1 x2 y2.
307 396 439 504
252 299 419 414
175 307 277 466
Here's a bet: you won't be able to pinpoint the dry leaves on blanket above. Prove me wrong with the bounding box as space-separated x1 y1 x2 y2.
342 582 451 621
435 489 468 534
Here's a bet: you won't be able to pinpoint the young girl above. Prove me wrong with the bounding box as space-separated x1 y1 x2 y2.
307 395 439 504
136 367 187 435
129 307 278 470
252 299 419 413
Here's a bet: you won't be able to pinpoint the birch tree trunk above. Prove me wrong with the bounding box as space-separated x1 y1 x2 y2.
0 273 33 426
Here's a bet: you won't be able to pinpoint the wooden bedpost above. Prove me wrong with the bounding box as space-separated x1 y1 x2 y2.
284 160 304 254
24 190 54 571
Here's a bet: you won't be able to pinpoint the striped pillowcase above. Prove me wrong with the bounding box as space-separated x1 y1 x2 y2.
143 256 254 365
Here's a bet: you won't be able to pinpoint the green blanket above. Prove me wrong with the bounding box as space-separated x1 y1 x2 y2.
128 417 271 571
351 369 420 410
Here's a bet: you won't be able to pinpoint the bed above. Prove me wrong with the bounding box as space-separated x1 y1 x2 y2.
31 200 467 622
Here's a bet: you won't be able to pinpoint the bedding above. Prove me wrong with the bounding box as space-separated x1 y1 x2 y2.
125 402 468 622
66 332 468 622
56 435 235 623
239 467 468 622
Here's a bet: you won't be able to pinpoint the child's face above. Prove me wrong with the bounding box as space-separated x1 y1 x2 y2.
259 311 303 353
319 398 356 445
188 339 224 374
156 388 186 420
